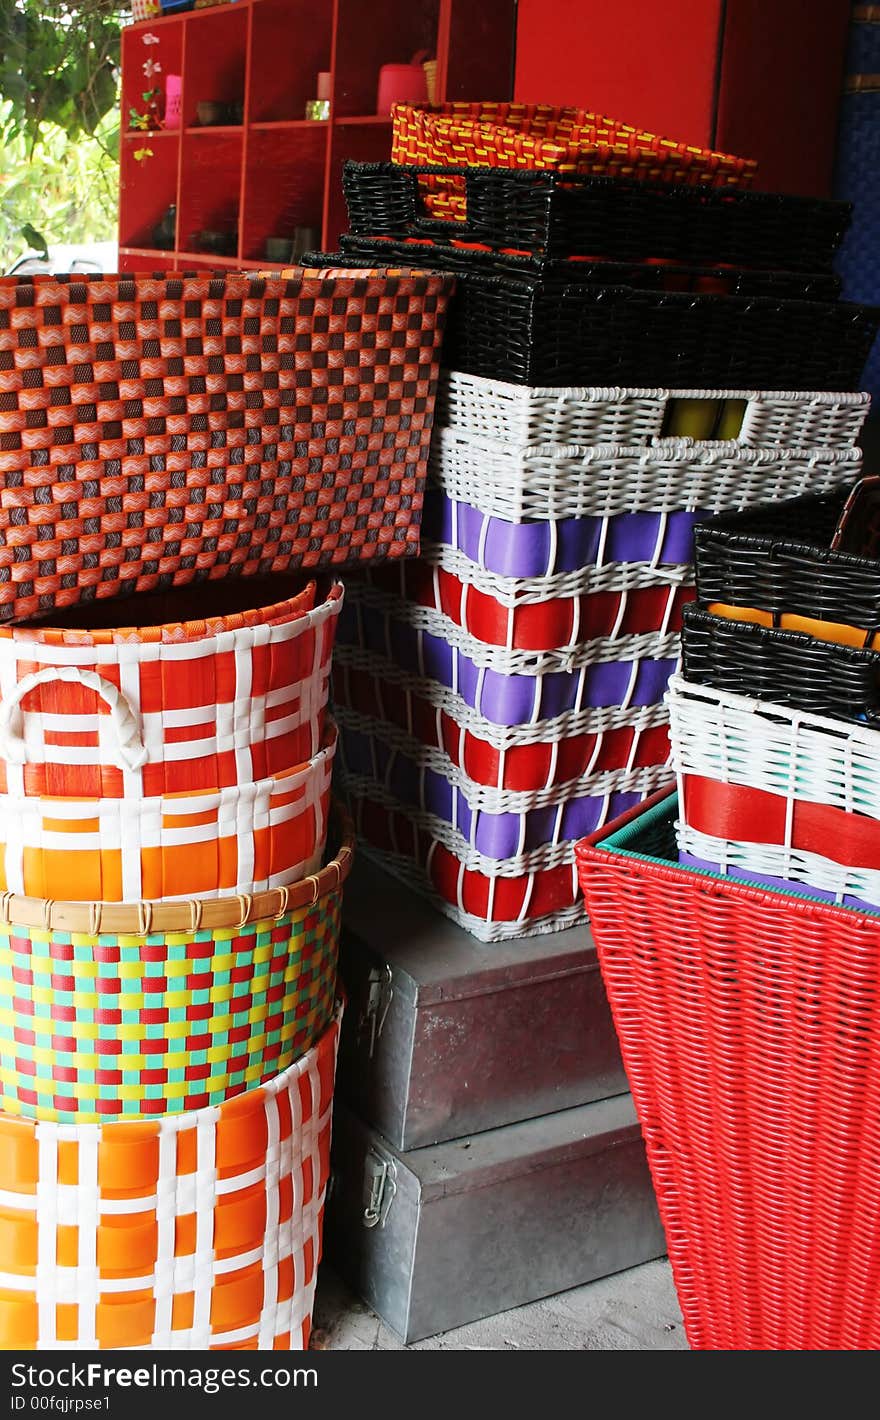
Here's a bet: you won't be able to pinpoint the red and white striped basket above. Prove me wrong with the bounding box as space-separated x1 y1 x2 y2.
0 579 343 799
668 673 880 910
0 721 337 903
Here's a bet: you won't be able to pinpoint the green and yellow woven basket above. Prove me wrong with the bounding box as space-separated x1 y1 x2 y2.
0 811 354 1124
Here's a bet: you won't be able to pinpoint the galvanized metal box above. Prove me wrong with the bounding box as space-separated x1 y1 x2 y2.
337 860 627 1149
326 1094 666 1343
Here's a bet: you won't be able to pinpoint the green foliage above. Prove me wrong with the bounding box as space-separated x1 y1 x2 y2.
0 1 127 145
0 98 120 268
0 4 127 269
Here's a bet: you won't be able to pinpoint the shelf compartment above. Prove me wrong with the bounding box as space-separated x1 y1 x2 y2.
121 18 183 134
178 130 244 257
324 123 394 251
119 137 179 252
181 1 248 130
249 0 333 123
241 126 328 262
332 0 440 118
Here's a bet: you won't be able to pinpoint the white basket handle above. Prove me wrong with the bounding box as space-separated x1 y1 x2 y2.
0 667 148 772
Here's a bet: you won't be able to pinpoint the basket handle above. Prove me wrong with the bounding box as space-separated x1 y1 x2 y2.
0 667 148 772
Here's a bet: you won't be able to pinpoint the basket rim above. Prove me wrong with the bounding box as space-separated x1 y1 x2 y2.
683 603 880 666
577 786 880 921
0 799 354 935
694 487 880 571
350 158 851 213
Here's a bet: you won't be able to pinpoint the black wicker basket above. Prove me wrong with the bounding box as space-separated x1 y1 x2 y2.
315 240 880 388
330 234 839 300
692 487 880 632
681 603 880 725
343 161 852 270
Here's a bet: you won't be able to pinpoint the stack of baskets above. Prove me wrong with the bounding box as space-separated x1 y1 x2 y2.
573 479 880 1348
0 267 454 1348
314 102 879 942
668 479 880 910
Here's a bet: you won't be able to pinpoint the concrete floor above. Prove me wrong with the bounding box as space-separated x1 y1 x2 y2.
311 1259 688 1351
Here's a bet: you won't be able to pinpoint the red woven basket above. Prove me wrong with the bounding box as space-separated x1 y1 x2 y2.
0 268 454 624
391 102 757 220
575 787 880 1351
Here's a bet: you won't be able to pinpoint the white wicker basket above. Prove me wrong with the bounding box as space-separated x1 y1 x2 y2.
428 434 861 523
418 539 690 604
668 674 880 909
437 372 871 449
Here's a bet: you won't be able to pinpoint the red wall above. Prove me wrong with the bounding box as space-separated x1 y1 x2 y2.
515 0 723 145
514 0 850 196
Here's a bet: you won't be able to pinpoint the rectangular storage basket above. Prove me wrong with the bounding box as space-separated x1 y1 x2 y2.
668 673 880 910
332 656 671 797
344 161 850 267
681 603 880 723
347 787 587 942
332 240 880 390
0 269 454 624
0 1005 341 1349
436 373 871 449
692 486 880 632
331 237 880 389
390 103 757 195
0 813 353 1123
574 788 880 1348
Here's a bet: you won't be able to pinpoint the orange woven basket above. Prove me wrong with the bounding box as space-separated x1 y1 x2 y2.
0 577 343 799
391 102 757 219
0 268 454 624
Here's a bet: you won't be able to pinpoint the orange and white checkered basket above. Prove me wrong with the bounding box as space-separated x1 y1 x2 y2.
0 579 343 800
0 720 337 902
0 1005 341 1350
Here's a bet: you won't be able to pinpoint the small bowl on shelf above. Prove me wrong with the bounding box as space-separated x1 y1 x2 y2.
265 236 294 263
196 100 230 126
194 229 238 256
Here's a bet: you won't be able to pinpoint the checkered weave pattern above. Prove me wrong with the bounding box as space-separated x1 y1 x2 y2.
0 580 342 798
0 887 341 1124
0 720 336 902
0 270 454 624
0 1006 340 1349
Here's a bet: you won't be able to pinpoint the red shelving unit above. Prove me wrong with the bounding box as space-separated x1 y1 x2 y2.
118 0 515 273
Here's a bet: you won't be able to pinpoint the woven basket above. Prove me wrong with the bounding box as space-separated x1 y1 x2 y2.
0 719 336 902
337 584 683 726
349 789 586 942
692 486 880 633
437 372 871 449
0 578 342 799
331 236 842 301
427 435 860 524
0 1005 341 1349
0 812 352 1123
344 160 850 267
332 657 671 796
337 710 667 860
669 674 880 910
329 237 879 388
574 788 880 1348
681 604 880 723
0 270 454 624
390 103 757 204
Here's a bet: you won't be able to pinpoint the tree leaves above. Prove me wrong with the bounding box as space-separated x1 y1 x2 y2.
0 2 126 145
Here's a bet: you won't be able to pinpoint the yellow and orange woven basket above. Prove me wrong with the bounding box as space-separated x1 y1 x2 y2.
391 101 757 219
